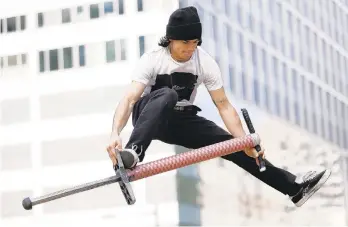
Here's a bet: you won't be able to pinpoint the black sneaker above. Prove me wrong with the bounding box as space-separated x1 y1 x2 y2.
290 169 331 207
113 148 139 170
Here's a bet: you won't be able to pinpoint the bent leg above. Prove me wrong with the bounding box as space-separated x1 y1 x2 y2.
125 88 178 162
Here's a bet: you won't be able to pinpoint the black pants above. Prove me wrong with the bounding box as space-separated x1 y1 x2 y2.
125 88 300 196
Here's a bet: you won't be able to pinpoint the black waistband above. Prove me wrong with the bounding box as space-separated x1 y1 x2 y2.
173 105 202 112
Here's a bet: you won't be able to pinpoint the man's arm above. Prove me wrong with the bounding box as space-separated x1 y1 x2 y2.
208 87 246 138
112 81 146 135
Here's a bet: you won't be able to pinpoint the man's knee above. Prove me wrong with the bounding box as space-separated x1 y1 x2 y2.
152 87 178 107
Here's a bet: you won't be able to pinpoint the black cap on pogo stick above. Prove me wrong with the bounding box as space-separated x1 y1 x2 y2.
241 108 266 172
22 197 33 210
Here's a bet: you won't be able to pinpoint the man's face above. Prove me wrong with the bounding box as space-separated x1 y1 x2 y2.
170 39 199 62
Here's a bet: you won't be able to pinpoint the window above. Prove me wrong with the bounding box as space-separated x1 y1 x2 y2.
282 63 288 91
20 15 26 30
62 9 71 23
241 72 247 100
229 66 235 93
262 49 268 76
290 43 295 60
63 47 73 69
224 0 230 15
303 107 308 130
79 45 85 66
90 4 100 19
294 102 300 125
106 41 116 62
274 90 280 115
39 51 45 72
251 42 257 67
119 0 124 14
236 2 242 24
312 113 317 134
21 54 27 65
287 11 292 33
0 57 3 68
77 6 83 14
37 13 44 27
7 17 16 32
225 24 232 51
310 81 315 109
120 39 126 60
260 22 265 41
212 15 218 41
104 2 114 14
8 55 17 66
49 49 59 71
238 33 244 58
284 96 289 120
272 57 278 84
138 0 143 11
291 69 297 91
0 19 3 33
139 36 145 57
264 84 270 110
253 78 260 105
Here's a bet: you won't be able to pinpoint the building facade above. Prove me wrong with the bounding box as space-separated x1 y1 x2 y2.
0 0 347 226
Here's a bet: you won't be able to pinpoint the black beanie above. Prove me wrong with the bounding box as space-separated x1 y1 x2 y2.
166 6 202 41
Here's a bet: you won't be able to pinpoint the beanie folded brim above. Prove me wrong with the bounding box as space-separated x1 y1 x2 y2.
166 22 202 41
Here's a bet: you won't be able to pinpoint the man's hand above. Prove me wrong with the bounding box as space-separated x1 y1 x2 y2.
244 146 266 166
106 133 122 166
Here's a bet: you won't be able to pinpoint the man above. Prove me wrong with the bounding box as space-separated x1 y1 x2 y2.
106 6 331 207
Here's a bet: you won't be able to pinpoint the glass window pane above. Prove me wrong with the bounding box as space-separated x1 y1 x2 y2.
139 36 145 57
241 72 247 99
7 17 16 32
274 90 280 115
49 49 59 71
120 39 126 60
63 47 73 69
137 0 143 11
251 42 257 67
8 55 17 66
104 2 113 14
62 9 71 23
39 51 45 72
20 15 26 30
37 13 44 27
229 66 235 93
90 4 100 19
253 79 260 105
106 41 116 62
21 54 27 65
79 45 85 67
77 6 83 14
119 0 124 14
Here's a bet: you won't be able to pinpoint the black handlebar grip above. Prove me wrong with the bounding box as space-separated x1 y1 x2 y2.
241 108 266 172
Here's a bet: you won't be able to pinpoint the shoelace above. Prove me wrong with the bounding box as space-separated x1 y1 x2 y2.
301 171 317 195
302 171 317 183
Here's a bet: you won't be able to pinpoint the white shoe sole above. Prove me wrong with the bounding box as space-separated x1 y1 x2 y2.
295 169 331 207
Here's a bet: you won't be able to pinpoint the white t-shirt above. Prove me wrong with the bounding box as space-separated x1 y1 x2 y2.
131 46 223 106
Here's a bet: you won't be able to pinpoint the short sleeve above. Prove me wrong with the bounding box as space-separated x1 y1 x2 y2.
131 53 154 85
203 58 224 91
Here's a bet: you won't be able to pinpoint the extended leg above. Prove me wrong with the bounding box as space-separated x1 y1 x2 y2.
168 113 301 196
